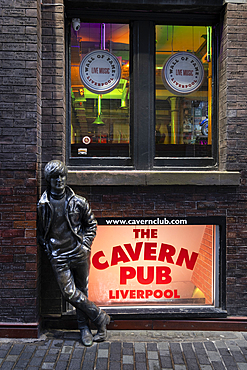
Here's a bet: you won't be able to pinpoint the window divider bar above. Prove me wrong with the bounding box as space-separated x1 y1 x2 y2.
131 20 155 170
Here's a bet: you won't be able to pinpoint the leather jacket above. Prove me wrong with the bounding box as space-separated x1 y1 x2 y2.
37 186 97 256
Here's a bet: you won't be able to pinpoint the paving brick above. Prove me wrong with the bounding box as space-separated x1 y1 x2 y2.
135 352 146 362
109 361 121 370
221 355 238 369
173 365 186 370
123 346 133 355
170 343 182 353
147 343 158 351
210 361 225 370
237 364 247 370
206 351 222 362
196 354 211 365
44 354 59 362
186 359 200 370
99 342 110 349
28 356 44 367
0 349 11 358
123 365 134 370
204 342 217 352
158 342 169 351
95 358 108 370
0 362 16 370
230 350 246 362
134 343 146 353
135 362 147 370
9 344 25 355
5 355 19 362
172 353 185 365
42 363 55 369
34 349 47 357
148 359 160 370
68 359 82 370
110 345 121 362
160 355 173 368
97 349 109 358
81 349 96 370
170 343 184 365
55 360 68 370
147 351 159 360
122 355 133 364
110 342 121 353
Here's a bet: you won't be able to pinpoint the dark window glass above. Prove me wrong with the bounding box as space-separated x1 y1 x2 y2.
155 25 212 158
70 23 130 158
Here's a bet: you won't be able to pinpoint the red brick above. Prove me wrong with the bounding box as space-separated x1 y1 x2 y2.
0 255 13 263
13 220 36 229
26 246 37 254
25 229 36 238
0 188 13 195
25 212 36 220
25 263 37 271
2 229 24 238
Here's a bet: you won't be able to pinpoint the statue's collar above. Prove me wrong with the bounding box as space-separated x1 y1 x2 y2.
40 186 74 204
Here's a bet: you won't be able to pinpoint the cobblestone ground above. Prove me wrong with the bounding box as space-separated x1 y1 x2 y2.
1 330 247 370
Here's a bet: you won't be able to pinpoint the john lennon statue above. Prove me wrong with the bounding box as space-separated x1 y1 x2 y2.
37 160 110 346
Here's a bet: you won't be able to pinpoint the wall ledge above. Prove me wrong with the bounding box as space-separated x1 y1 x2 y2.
0 322 40 339
67 170 241 186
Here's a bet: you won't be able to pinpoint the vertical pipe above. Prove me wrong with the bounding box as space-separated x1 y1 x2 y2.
208 60 212 145
207 26 212 145
98 94 101 116
101 23 105 50
170 97 179 144
179 99 184 144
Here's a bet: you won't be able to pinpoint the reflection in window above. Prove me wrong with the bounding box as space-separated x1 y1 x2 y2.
71 23 130 158
156 25 212 157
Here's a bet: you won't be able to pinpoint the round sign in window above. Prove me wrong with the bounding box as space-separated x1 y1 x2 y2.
79 50 121 94
162 52 204 95
82 136 91 145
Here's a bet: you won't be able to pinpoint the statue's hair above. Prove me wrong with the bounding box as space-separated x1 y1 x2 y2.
44 160 68 183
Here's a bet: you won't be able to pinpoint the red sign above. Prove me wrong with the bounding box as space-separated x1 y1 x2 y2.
88 220 215 306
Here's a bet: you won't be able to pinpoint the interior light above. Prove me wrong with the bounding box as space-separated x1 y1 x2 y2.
92 115 105 125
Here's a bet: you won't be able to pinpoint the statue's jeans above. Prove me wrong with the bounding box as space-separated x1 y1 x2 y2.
50 254 100 329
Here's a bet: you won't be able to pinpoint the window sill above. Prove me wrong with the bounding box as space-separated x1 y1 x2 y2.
67 170 240 186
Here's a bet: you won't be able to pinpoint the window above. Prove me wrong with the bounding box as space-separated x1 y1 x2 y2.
89 221 219 307
68 20 217 169
155 25 212 159
70 23 130 161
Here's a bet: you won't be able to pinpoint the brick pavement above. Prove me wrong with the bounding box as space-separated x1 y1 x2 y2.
1 330 247 370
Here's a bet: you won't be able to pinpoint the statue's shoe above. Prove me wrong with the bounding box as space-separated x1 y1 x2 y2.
80 327 93 347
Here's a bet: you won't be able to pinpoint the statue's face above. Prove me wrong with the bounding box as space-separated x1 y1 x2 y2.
50 174 67 194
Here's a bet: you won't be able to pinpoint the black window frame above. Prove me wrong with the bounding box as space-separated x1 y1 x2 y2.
66 11 219 170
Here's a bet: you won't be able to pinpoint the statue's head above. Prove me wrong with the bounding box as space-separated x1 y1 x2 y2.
44 160 68 195
44 160 68 183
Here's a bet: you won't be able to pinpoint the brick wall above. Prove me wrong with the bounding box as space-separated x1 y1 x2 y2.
0 0 41 324
191 226 214 305
40 2 247 318
40 0 66 315
41 0 66 169
1 0 247 328
219 3 247 172
68 182 246 316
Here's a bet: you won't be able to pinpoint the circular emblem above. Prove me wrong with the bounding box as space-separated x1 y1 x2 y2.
79 50 121 94
82 136 91 145
162 52 204 95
